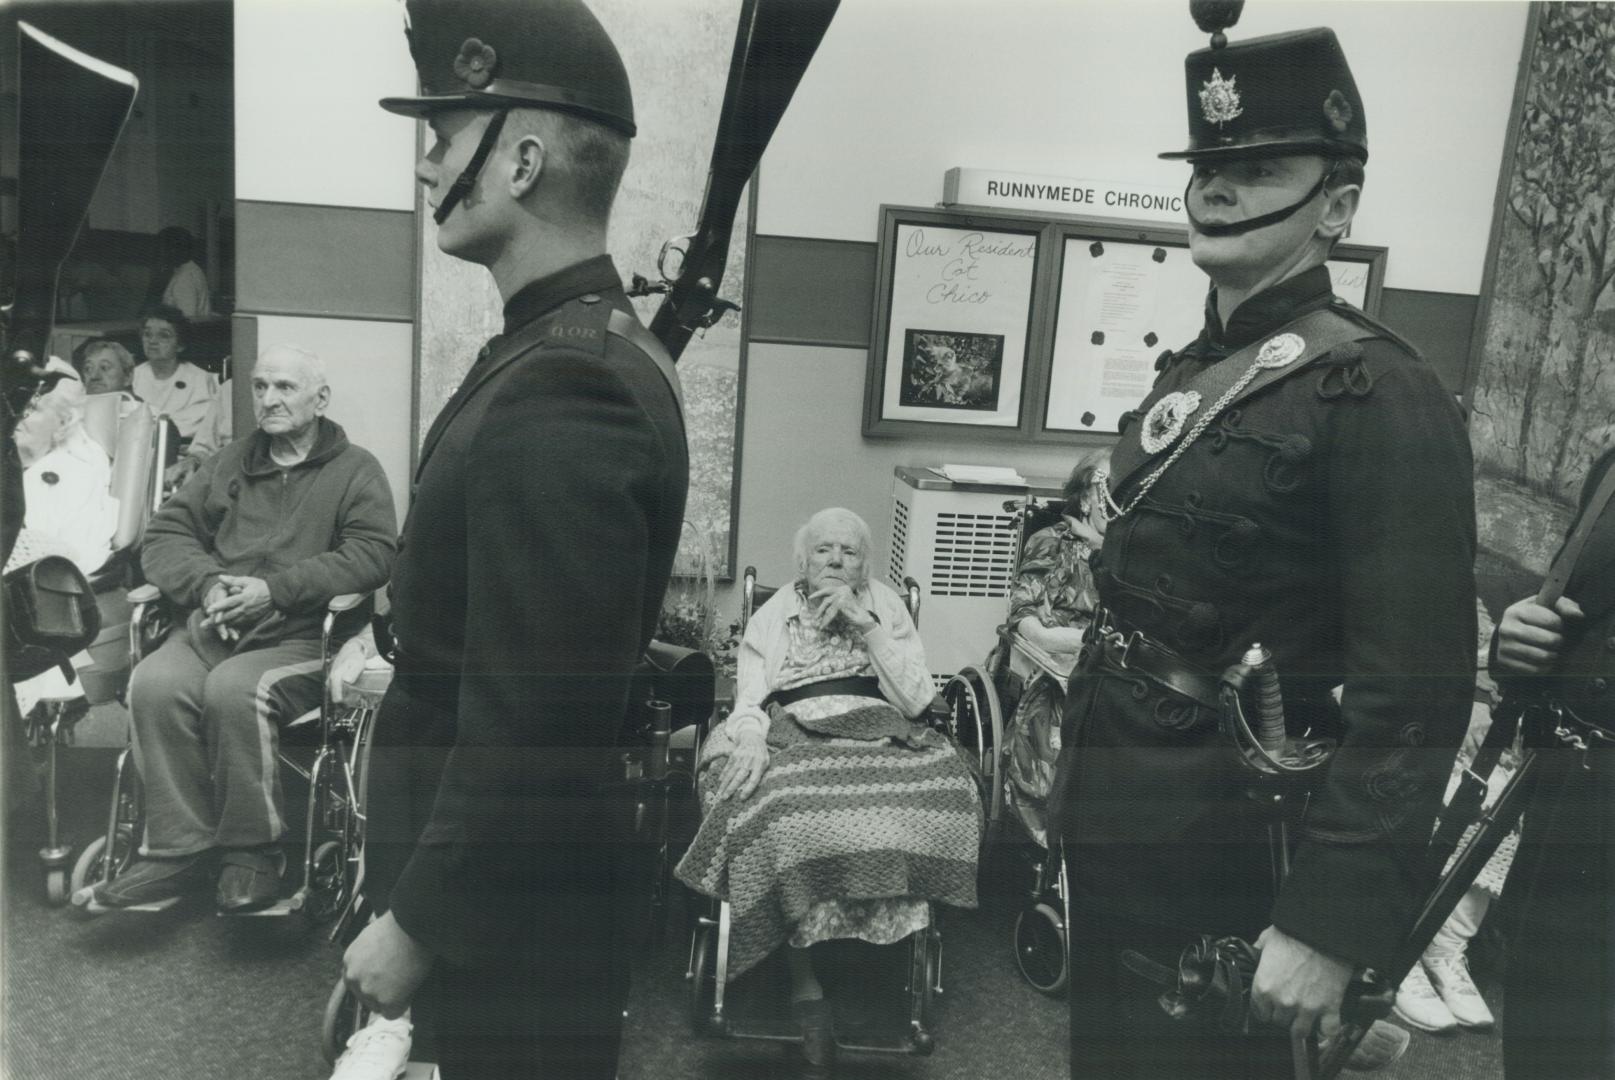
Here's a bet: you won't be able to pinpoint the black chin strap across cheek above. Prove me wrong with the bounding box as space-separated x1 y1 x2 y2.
1183 167 1332 238
433 108 511 227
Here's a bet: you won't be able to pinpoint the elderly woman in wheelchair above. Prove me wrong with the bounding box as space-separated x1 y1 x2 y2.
676 507 981 1078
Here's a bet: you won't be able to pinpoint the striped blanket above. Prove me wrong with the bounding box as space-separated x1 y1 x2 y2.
675 700 981 980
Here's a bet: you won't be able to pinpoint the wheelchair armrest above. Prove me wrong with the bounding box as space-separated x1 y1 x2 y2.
326 592 366 614
128 584 161 605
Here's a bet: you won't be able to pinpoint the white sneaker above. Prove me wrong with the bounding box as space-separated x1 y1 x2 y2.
330 1014 413 1080
1393 962 1458 1034
1424 954 1496 1030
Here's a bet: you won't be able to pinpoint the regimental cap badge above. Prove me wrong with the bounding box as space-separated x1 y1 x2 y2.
1199 68 1243 127
1255 333 1305 369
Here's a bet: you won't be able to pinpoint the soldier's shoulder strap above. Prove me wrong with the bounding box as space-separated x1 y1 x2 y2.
607 307 685 417
1325 297 1425 361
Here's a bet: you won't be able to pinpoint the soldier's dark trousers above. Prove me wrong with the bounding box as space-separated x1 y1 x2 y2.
1065 891 1292 1080
1504 746 1615 1080
417 947 628 1080
367 675 630 1080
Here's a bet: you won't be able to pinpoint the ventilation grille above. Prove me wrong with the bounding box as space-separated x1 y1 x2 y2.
890 498 910 583
930 512 1015 597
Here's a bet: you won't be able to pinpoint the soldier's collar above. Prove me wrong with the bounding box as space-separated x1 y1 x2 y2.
1205 264 1334 352
501 254 622 333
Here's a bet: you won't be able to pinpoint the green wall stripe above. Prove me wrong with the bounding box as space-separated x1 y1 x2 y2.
748 233 1477 394
235 200 415 322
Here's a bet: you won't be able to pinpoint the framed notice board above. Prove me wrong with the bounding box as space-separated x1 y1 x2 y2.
862 203 1388 444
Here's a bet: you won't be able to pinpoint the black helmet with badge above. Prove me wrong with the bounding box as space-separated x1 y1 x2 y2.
379 0 635 138
1161 1 1366 165
381 0 633 225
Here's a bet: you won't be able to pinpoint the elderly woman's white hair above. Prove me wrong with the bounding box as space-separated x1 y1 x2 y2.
792 507 875 583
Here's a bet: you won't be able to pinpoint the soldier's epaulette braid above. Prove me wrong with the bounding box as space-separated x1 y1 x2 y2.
1315 343 1377 401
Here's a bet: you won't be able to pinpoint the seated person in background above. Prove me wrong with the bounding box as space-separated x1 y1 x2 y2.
78 339 136 396
6 360 122 718
7 358 119 578
153 226 213 318
132 304 218 444
165 376 233 488
1005 450 1111 658
676 508 980 1079
95 344 396 913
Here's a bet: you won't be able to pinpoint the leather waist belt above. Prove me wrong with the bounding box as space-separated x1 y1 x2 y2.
1084 612 1222 713
764 675 885 709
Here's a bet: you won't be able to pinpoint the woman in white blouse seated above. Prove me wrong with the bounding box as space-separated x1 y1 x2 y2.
130 304 218 445
676 508 981 1078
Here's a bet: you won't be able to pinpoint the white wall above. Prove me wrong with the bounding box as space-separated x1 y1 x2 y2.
759 0 1528 295
234 0 417 525
234 0 417 210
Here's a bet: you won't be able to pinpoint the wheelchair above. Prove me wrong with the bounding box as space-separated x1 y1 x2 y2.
17 392 166 903
69 587 376 923
946 495 1077 996
683 566 956 1058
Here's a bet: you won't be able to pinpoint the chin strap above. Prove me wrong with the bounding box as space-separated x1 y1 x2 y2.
433 108 510 227
1183 167 1331 238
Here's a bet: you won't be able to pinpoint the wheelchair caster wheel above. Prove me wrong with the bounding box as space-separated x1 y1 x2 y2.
1014 900 1068 995
69 826 134 901
305 840 347 922
45 867 68 905
908 1024 935 1056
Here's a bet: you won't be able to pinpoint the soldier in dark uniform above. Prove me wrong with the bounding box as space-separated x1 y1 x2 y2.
1054 15 1477 1078
1493 449 1615 1080
338 2 689 1077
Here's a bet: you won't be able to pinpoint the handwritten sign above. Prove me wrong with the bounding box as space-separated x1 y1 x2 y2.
880 222 1039 428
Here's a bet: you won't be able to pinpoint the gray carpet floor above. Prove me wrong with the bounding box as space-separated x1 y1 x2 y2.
2 738 1507 1080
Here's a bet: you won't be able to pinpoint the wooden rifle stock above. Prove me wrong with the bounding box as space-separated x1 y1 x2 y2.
646 0 839 362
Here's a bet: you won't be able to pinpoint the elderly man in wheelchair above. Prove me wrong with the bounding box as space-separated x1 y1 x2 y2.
92 344 396 914
676 507 981 1078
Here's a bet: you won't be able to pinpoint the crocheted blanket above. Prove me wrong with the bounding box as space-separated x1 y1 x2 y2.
675 700 982 980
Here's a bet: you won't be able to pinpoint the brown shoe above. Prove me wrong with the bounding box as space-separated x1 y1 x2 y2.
215 845 284 914
792 997 836 1079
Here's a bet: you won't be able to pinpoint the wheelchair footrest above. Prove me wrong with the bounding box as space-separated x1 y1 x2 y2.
218 896 299 918
69 888 181 916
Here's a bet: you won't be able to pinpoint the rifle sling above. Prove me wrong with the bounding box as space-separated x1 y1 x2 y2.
1537 461 1615 606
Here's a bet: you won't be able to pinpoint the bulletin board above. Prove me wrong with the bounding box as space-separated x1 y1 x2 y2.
862 204 1388 443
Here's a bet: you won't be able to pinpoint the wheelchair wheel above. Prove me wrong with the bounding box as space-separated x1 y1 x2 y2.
322 976 367 1065
69 824 135 898
1014 900 1068 995
687 924 722 1036
942 670 1004 835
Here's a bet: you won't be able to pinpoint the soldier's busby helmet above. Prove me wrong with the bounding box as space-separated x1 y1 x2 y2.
1160 2 1366 165
379 0 636 138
